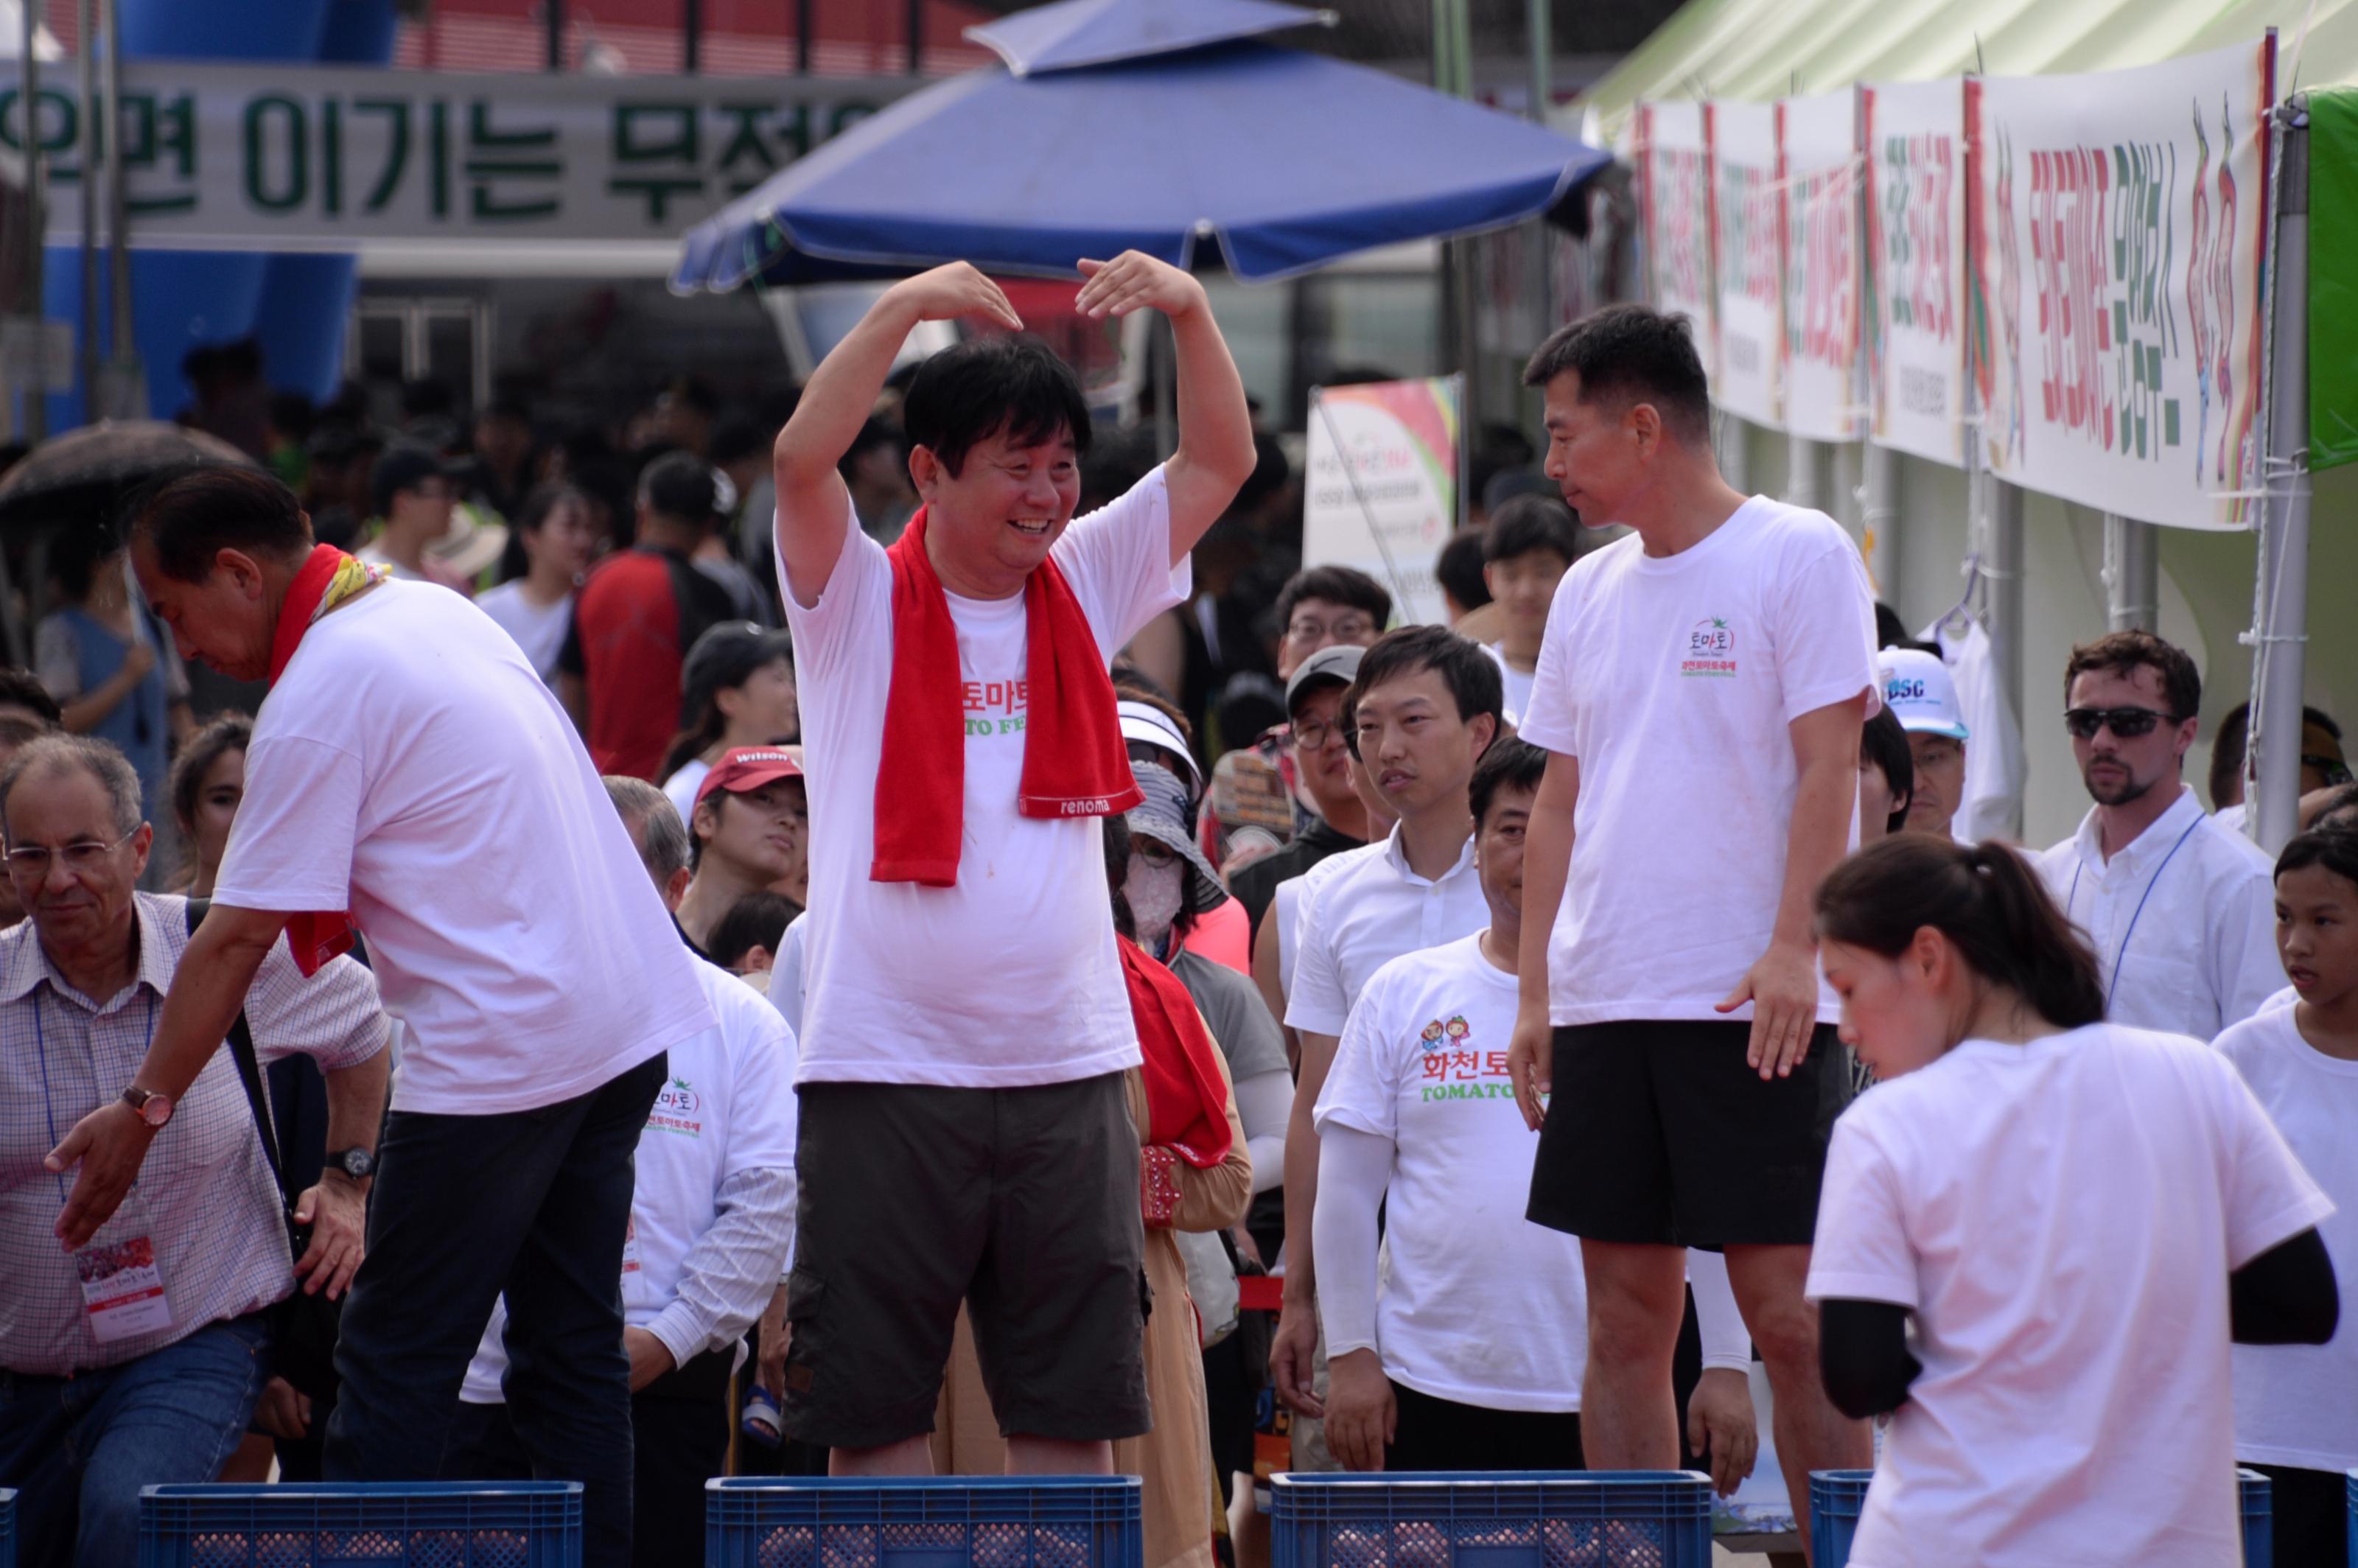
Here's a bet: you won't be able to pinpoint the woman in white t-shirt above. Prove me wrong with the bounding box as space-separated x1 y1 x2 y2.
2216 827 2358 1565
660 622 799 823
475 484 594 683
1807 833 2338 1568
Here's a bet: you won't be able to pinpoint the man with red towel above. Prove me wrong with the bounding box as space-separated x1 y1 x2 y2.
769 253 1255 1476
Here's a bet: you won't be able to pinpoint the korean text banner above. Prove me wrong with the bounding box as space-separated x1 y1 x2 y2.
1303 377 1462 628
0 61 910 250
1709 99 1781 427
1864 77 1969 466
1968 38 2276 530
1636 100 1715 377
1780 90 1861 441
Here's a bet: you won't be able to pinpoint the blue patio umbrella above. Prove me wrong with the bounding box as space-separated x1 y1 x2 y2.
670 0 1611 292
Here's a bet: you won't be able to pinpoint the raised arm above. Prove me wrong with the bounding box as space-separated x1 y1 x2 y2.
1074 253 1255 564
772 263 1023 607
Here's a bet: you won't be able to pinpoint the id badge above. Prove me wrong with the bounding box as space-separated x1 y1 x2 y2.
75 1234 172 1344
621 1216 643 1276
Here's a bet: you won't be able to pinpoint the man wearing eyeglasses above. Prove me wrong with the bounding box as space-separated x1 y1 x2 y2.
0 734 389 1568
2033 630 2280 1039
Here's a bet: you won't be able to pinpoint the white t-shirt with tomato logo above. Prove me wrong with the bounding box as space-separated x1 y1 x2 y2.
1515 496 1878 1026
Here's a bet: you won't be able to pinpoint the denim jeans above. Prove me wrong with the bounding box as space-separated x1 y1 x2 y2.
0 1312 270 1567
324 1049 666 1568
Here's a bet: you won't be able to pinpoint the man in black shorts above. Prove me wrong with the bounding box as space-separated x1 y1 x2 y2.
1504 307 1878 1552
768 254 1253 1474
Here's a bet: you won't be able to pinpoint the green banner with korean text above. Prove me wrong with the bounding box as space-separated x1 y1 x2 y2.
0 62 912 251
2311 87 2358 471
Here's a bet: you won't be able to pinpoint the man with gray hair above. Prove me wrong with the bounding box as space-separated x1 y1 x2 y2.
0 733 390 1567
444 775 797 1568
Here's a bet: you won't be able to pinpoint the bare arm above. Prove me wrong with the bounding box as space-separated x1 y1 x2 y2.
1717 695 1865 1078
1251 905 1298 1073
1508 752 1578 1131
772 264 1022 608
1074 253 1255 564
1270 1026 1339 1413
46 903 292 1248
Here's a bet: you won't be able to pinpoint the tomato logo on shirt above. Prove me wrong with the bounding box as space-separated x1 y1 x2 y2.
648 1077 704 1137
1681 616 1740 677
1416 1015 1516 1102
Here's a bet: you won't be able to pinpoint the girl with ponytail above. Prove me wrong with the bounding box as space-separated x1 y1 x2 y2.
1804 834 2339 1567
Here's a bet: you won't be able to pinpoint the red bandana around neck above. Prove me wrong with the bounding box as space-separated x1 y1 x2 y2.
1120 937 1233 1169
871 506 1141 885
268 544 370 974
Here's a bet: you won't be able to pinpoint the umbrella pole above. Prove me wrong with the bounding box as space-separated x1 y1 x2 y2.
77 0 97 427
18 0 46 443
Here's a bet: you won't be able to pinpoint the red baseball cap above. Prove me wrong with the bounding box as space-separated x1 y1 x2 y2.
694 746 805 811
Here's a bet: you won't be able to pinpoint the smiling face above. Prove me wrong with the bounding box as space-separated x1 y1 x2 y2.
2275 861 2358 1010
129 538 279 683
1351 668 1495 822
4 762 150 965
912 421 1081 598
2068 664 2196 808
1819 930 1961 1079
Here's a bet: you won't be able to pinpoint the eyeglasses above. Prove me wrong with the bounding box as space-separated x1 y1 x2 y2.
1286 615 1376 645
4 827 140 878
2063 707 2183 741
2303 755 2354 787
1131 839 1180 867
1292 717 1345 752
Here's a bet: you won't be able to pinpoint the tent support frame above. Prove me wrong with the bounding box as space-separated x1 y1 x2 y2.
2249 103 2310 855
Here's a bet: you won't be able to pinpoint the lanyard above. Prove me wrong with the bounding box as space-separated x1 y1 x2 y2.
32 985 161 1209
2068 813 2206 1011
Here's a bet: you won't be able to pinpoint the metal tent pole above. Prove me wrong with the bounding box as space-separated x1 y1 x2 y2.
2100 513 2158 631
2250 105 2311 855
1985 478 2026 838
18 0 46 442
1860 442 1899 596
1787 430 1819 508
74 0 96 425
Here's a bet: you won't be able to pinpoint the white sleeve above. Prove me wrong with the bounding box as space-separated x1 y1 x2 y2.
1286 878 1351 1036
2214 1053 2335 1269
1771 531 1881 722
774 489 889 680
1311 1122 1393 1359
1687 1250 1752 1371
1311 970 1400 1142
212 734 365 913
1232 1067 1294 1195
1804 1116 1921 1307
2211 862 2292 1035
1514 570 1582 757
1046 465 1193 655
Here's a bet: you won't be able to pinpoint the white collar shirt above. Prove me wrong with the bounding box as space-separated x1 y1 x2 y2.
2034 785 2281 1040
1284 827 1486 1037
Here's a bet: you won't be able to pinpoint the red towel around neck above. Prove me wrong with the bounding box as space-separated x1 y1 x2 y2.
871 506 1142 885
267 544 365 976
1121 937 1234 1169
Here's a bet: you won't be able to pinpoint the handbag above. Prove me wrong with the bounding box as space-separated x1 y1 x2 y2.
185 899 345 1400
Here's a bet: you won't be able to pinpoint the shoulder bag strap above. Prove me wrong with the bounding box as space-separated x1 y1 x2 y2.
183 897 291 1205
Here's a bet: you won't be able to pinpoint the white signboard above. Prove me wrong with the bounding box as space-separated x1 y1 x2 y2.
1779 91 1861 441
1862 77 1969 465
1969 38 2277 529
1636 100 1715 375
1302 377 1462 629
1708 99 1782 427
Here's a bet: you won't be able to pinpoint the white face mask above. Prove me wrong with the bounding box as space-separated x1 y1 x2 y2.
1124 853 1186 953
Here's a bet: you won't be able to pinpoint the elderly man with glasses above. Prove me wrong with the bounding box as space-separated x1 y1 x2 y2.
2032 630 2281 1038
0 734 389 1568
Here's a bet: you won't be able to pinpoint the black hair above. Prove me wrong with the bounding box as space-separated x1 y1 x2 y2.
400 378 457 420
168 712 251 839
1861 705 1916 834
2064 629 2200 727
1343 625 1503 760
1103 814 1136 941
511 482 587 537
709 413 772 468
836 417 906 481
1483 493 1579 567
370 443 447 519
1469 737 1547 830
267 391 316 444
900 335 1092 478
1873 602 1939 654
0 668 62 727
1276 565 1391 634
52 523 119 603
2210 700 2344 811
1522 304 1712 444
706 889 802 971
2277 826 2358 889
2314 783 2358 833
639 450 719 525
662 374 720 419
130 467 314 581
1816 836 2105 1029
1434 532 1491 615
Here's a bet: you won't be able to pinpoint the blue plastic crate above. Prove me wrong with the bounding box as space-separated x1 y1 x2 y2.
704 1477 1144 1568
1 1485 16 1568
1811 1469 2273 1567
139 1481 581 1568
1270 1471 1712 1568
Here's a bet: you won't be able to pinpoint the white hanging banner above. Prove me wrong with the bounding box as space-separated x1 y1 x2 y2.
1635 99 1716 377
1862 77 1970 466
1301 376 1462 628
1707 99 1782 427
1967 36 2277 530
1779 90 1861 441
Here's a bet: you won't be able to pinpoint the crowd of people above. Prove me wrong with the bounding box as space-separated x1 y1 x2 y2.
0 260 2354 1568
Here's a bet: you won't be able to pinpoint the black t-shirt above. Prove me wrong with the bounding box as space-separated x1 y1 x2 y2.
1228 815 1366 945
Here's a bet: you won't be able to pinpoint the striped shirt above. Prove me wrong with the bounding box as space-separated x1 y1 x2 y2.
0 893 389 1376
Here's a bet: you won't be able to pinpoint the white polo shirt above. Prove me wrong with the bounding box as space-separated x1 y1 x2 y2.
1807 1022 2330 1567
2033 785 2279 1040
1284 829 1486 1037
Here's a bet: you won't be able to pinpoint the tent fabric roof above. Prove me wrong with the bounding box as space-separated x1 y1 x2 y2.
965 0 1331 75
1575 0 2356 138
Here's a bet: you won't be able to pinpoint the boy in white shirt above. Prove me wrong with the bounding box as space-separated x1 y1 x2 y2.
1504 304 1878 1552
1479 495 1578 728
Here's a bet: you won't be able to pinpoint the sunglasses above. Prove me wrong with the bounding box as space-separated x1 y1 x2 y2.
2063 706 2183 741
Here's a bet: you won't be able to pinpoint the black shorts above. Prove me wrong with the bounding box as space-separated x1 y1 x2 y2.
1527 1019 1845 1247
778 1073 1150 1451
1383 1382 1584 1473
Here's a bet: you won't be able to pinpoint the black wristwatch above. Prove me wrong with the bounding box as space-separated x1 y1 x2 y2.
325 1147 377 1181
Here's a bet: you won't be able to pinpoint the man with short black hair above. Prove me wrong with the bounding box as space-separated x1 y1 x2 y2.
2034 629 2278 1037
361 444 472 593
560 452 741 780
1505 303 1878 1554
2208 699 2350 831
768 254 1253 1477
1480 495 1579 725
